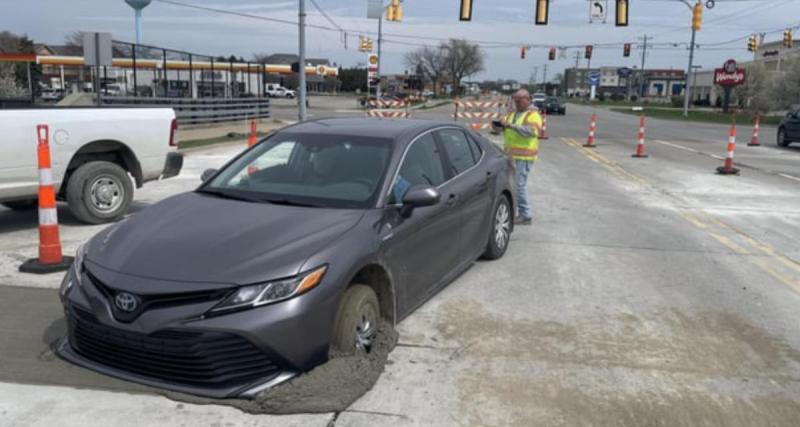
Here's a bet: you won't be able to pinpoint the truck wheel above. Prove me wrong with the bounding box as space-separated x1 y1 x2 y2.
331 285 380 355
1 199 37 210
66 161 133 224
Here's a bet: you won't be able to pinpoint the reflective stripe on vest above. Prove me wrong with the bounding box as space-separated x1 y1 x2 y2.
503 110 541 161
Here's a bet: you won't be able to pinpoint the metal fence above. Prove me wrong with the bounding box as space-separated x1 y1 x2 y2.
101 96 270 125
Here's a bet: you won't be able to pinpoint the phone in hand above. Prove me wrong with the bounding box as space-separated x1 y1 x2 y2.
491 119 503 128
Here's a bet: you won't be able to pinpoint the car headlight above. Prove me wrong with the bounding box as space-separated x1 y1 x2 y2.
60 244 86 298
209 265 327 314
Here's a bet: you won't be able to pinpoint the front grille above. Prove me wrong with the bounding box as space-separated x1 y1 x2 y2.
68 306 281 387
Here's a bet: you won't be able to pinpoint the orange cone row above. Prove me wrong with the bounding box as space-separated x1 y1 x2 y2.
584 113 597 147
19 124 73 274
717 124 740 175
632 115 648 158
540 110 549 140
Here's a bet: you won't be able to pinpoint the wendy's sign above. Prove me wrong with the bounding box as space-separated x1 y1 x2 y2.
714 59 746 86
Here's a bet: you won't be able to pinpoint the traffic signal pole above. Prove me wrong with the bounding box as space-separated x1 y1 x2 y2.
683 26 696 117
298 0 307 121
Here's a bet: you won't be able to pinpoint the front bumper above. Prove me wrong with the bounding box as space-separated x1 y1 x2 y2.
56 264 340 398
160 152 183 180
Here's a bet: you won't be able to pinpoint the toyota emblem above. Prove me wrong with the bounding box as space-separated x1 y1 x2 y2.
114 292 138 312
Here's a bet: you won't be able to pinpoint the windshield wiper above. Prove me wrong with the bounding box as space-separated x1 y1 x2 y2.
262 198 319 208
197 188 263 203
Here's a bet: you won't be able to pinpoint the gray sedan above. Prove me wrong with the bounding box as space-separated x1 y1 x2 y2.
57 118 517 398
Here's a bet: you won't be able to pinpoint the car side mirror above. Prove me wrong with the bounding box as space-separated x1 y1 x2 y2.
201 168 217 182
400 184 439 211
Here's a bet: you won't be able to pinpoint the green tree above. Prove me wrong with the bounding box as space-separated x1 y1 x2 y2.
338 67 367 92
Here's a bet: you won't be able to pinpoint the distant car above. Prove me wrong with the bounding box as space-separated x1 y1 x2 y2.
532 93 546 110
544 97 566 115
40 88 64 102
265 84 296 99
57 118 517 398
778 107 800 147
421 90 434 97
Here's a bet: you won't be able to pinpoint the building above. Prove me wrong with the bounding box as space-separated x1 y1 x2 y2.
563 67 684 99
261 54 337 93
755 39 800 72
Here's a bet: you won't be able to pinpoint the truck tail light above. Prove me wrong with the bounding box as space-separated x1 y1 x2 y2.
169 118 178 147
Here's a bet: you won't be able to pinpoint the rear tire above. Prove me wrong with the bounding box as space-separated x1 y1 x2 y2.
777 128 789 147
1 199 37 210
331 285 380 355
482 196 512 260
66 161 133 224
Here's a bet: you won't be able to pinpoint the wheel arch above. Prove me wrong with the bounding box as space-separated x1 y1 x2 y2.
346 263 397 327
63 140 142 195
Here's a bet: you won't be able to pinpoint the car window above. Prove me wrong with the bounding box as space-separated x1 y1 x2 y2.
206 133 391 209
437 129 478 176
389 133 445 204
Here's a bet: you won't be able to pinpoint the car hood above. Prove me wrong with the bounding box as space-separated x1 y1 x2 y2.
86 192 365 285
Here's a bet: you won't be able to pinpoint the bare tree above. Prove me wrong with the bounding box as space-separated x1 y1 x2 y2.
441 39 485 96
404 46 446 95
771 58 800 110
733 62 774 113
64 31 84 47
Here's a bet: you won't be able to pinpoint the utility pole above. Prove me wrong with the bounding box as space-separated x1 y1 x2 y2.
377 16 382 98
542 64 548 92
573 51 581 95
532 66 539 89
298 0 307 121
638 34 650 99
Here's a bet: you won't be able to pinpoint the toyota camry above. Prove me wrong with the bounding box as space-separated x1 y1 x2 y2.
57 118 516 398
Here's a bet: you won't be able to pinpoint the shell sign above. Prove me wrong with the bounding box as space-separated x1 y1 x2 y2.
316 65 327 75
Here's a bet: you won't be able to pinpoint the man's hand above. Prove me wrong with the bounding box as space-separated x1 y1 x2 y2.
499 119 510 128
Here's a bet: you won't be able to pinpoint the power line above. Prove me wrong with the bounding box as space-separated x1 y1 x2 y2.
309 0 343 31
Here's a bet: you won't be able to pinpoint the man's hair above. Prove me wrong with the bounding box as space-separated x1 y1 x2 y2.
513 89 531 99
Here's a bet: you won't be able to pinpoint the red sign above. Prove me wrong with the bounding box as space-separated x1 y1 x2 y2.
715 59 746 86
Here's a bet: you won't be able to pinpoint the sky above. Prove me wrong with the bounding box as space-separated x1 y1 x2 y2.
1 0 798 82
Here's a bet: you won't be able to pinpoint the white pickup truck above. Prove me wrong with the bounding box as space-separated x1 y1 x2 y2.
0 108 182 224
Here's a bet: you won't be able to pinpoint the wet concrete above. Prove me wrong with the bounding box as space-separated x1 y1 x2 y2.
163 325 398 415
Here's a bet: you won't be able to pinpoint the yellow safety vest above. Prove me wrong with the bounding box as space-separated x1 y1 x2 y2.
503 110 542 161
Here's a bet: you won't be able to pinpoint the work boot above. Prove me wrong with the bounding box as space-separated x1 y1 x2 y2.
515 216 532 226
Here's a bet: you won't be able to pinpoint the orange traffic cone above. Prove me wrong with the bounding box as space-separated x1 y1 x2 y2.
540 110 549 140
748 113 761 147
247 119 258 147
19 125 73 274
584 113 597 147
632 115 649 158
717 124 740 175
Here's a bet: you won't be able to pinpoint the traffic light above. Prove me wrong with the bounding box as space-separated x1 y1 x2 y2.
520 47 526 60
548 47 556 61
460 0 472 21
585 45 593 59
747 35 757 52
535 0 549 25
615 0 629 27
692 2 702 31
386 0 403 22
623 43 631 57
785 29 794 48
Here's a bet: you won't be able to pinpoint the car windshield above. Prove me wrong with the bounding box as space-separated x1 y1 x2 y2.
203 132 392 209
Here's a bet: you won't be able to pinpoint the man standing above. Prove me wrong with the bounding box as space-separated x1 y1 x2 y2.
493 89 542 225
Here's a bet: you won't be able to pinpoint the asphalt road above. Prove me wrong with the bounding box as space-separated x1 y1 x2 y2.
1 101 799 426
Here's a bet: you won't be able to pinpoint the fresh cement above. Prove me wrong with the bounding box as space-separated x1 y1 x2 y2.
163 324 399 414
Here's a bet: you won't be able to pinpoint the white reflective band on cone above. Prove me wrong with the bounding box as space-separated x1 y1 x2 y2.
38 168 53 186
39 207 58 225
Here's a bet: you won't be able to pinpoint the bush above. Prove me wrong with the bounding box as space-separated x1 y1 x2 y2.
670 95 684 108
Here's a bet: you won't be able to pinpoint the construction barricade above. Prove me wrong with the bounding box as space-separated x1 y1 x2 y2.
366 100 410 118
453 100 507 132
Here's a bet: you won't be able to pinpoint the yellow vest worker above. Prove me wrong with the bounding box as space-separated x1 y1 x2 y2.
493 89 542 225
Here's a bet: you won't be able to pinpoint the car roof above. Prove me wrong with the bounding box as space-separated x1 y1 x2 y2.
281 117 461 141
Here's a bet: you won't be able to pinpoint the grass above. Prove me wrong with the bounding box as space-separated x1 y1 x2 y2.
178 132 272 150
610 107 783 126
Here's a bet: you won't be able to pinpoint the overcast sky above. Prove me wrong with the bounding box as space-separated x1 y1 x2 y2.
1 0 798 81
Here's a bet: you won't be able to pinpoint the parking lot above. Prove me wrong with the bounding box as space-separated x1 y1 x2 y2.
2 101 800 426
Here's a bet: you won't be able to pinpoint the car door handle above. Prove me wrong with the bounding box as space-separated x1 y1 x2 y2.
446 194 459 206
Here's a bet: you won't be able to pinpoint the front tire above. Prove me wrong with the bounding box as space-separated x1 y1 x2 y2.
331 285 380 355
482 196 512 260
66 161 133 224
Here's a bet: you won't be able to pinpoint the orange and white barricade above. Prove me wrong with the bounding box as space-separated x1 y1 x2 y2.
453 100 506 132
366 100 410 118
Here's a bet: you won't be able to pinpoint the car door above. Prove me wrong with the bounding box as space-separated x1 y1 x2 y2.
383 131 463 311
789 110 800 140
435 128 493 258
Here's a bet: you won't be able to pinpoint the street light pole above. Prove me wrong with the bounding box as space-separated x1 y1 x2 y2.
298 0 307 121
377 16 382 98
684 27 697 117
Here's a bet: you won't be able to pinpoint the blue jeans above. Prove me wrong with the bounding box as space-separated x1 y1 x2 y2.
514 159 533 219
